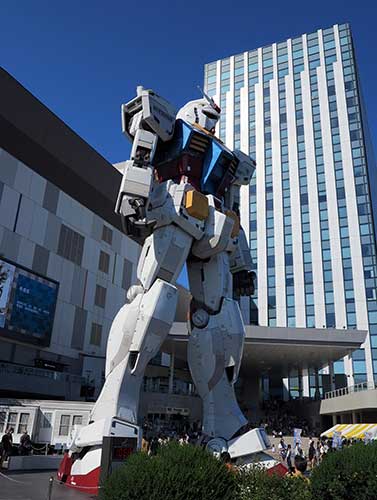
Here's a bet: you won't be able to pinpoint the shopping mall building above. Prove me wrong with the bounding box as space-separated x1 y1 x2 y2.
0 22 376 441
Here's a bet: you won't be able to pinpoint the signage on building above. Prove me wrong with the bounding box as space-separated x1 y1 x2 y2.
0 260 15 328
148 405 189 415
0 258 58 347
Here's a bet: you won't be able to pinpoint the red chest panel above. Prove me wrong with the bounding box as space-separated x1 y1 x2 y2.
155 152 204 191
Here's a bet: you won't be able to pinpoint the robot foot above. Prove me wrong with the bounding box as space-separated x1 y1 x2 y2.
57 446 102 495
57 417 141 495
205 427 271 461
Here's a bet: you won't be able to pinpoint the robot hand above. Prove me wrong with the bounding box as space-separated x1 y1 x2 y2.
233 270 256 297
128 197 147 220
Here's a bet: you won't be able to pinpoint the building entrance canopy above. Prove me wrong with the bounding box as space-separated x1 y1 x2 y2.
164 323 366 378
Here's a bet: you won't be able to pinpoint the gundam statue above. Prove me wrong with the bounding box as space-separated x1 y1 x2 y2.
58 86 260 492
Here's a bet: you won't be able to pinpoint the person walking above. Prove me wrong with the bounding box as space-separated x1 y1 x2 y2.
0 428 14 468
308 440 316 469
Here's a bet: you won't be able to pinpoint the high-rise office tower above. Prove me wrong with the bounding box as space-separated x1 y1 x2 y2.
204 23 377 387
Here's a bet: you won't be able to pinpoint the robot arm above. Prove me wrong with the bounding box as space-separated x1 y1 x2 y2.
115 86 176 241
229 227 256 297
228 150 256 297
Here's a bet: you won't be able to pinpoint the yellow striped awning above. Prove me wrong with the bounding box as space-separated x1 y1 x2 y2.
321 423 377 439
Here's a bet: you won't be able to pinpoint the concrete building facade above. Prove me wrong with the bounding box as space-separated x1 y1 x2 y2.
204 23 377 392
0 68 139 401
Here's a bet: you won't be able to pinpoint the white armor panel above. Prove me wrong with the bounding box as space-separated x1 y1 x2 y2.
137 224 193 289
187 253 232 312
91 279 178 424
191 196 235 259
229 227 253 273
233 150 256 185
148 180 206 240
122 86 176 142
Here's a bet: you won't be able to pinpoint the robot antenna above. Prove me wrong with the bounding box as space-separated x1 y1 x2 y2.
197 85 221 114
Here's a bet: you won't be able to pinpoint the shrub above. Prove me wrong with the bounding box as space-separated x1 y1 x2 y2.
311 442 377 500
101 442 238 500
238 466 311 500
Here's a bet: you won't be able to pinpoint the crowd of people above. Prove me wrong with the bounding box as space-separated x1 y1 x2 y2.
259 400 314 437
274 433 367 476
141 431 202 455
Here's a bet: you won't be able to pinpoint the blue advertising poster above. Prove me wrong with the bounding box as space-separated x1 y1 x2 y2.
8 273 58 342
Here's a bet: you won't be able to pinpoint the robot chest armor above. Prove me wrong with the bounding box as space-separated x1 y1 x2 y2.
153 120 239 198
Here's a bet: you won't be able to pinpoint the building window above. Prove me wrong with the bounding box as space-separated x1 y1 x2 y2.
102 225 113 245
72 415 83 426
7 412 17 431
18 413 29 434
40 412 52 428
0 412 6 433
57 224 85 265
98 250 110 274
95 285 107 308
90 323 102 346
59 415 70 436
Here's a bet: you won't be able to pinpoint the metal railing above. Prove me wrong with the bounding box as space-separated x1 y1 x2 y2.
0 361 84 384
325 380 377 399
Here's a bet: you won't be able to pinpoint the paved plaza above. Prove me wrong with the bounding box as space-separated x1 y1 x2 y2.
0 471 93 500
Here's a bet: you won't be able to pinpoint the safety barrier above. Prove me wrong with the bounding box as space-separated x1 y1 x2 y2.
324 380 377 399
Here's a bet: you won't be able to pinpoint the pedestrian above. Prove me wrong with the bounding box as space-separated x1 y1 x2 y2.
293 455 310 482
315 440 321 463
278 437 286 459
308 440 316 468
141 435 149 453
220 452 236 473
286 444 292 469
0 428 14 468
19 430 32 456
148 436 159 456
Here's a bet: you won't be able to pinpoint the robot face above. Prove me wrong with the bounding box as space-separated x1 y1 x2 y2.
177 98 220 134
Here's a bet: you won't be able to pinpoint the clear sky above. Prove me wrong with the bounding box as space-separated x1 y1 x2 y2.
1 0 376 166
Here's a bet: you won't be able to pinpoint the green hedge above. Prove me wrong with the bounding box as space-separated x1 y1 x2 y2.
101 442 238 500
310 442 377 500
102 440 377 500
238 466 311 500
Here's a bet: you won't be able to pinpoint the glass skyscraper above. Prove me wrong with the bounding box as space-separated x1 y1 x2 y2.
204 23 377 387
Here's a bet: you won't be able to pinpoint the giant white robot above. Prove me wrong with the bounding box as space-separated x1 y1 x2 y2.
59 87 259 491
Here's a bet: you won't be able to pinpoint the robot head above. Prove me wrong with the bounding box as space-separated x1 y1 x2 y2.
177 89 220 134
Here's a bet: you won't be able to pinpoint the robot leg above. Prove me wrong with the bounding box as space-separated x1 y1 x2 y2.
90 279 178 424
61 225 192 492
91 224 192 424
187 254 247 441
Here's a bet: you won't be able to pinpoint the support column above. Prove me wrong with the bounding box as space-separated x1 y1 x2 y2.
168 351 175 395
283 377 290 401
329 361 336 391
302 368 310 398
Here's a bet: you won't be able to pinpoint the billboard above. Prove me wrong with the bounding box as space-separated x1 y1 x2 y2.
0 258 58 346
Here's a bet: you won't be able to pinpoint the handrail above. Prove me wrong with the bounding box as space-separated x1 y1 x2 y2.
324 380 377 399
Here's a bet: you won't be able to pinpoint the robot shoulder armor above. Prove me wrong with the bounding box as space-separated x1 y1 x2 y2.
232 149 256 185
122 86 177 142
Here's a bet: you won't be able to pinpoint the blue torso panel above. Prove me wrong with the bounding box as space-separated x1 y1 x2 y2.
153 119 238 197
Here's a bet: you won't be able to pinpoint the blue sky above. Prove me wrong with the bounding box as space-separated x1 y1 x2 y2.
2 0 377 166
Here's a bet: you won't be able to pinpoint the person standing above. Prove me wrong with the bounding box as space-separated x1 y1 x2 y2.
19 430 32 456
278 437 286 460
0 428 14 468
308 440 316 469
286 444 292 469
